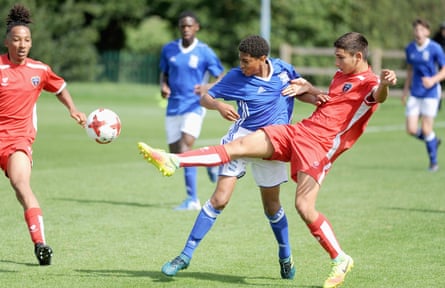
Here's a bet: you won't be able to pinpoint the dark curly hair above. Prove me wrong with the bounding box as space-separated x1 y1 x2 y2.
238 35 270 58
6 4 32 34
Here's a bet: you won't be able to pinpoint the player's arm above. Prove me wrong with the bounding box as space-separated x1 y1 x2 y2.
283 78 330 105
373 69 398 103
200 93 239 121
194 73 224 96
160 72 170 99
402 65 412 105
422 65 445 89
56 88 87 127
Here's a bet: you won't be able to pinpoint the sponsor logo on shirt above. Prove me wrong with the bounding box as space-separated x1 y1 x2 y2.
1 77 8 86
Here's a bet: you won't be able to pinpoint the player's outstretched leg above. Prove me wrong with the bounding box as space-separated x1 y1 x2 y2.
161 254 190 276
137 142 179 176
323 254 354 288
34 243 53 266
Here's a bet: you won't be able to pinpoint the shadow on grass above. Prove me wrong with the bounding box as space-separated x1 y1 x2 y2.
75 269 321 287
384 206 445 214
54 197 176 209
0 259 37 267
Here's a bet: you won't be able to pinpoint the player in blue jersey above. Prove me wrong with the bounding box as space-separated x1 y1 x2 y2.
402 18 445 172
160 35 328 279
159 11 224 210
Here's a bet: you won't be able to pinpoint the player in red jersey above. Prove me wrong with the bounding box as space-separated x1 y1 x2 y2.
0 4 86 265
138 32 397 287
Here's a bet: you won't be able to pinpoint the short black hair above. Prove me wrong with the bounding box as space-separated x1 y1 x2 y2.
178 10 199 24
238 35 270 58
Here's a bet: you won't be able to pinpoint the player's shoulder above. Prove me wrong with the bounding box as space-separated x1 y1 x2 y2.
269 57 294 71
429 39 445 52
162 39 180 50
0 54 8 65
25 58 51 71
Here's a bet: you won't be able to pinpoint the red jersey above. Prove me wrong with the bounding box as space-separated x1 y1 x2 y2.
264 67 380 183
0 54 65 141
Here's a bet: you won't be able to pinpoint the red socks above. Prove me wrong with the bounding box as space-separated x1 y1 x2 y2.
178 145 231 167
24 208 45 244
307 213 342 259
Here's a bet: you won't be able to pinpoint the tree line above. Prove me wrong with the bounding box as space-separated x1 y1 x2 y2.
0 0 443 82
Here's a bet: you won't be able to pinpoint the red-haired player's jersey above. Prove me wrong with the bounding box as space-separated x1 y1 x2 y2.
264 67 380 183
0 54 65 141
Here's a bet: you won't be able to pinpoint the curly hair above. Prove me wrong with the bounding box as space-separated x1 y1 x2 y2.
6 4 32 34
238 35 270 58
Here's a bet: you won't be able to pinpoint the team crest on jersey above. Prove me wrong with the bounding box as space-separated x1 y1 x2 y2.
343 83 352 92
31 76 40 87
422 51 430 61
189 54 199 69
278 71 290 84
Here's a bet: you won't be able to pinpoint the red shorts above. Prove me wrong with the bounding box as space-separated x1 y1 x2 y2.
0 138 33 174
261 124 332 184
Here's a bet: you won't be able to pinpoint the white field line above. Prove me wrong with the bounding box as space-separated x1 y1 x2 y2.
365 121 445 133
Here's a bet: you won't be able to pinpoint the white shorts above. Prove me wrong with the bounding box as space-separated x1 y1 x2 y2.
165 108 206 144
405 96 440 118
219 125 288 187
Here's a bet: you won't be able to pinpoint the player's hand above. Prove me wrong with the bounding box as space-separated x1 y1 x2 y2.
160 84 170 99
282 78 311 97
380 69 397 86
314 92 330 105
217 102 239 121
71 111 87 128
421 76 435 89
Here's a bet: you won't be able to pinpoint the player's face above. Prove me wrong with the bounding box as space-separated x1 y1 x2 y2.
238 52 263 77
4 25 32 65
335 48 362 74
413 24 430 45
179 17 199 45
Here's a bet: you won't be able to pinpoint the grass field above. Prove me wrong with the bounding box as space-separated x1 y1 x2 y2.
0 82 444 288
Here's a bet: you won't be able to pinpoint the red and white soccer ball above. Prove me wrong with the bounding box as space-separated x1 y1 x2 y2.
86 108 121 144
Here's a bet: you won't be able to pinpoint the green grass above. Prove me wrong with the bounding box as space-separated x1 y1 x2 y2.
0 82 444 287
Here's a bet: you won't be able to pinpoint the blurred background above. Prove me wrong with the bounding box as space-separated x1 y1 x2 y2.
0 0 444 88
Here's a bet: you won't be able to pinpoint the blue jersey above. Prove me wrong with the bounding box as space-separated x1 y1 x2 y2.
160 38 224 116
208 58 299 131
405 38 445 98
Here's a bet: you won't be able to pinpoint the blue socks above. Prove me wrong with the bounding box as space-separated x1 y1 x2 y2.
184 167 197 200
425 133 439 165
267 207 291 259
182 201 221 258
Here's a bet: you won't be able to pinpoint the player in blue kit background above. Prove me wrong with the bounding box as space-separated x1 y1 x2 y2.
159 10 224 210
160 35 328 279
402 18 445 172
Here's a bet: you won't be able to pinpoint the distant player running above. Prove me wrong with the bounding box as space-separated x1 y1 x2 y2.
158 10 224 210
138 32 397 288
402 18 445 172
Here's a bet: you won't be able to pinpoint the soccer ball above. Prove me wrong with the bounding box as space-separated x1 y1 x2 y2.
86 108 121 144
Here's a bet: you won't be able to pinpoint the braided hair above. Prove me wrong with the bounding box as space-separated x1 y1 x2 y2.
6 4 32 34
